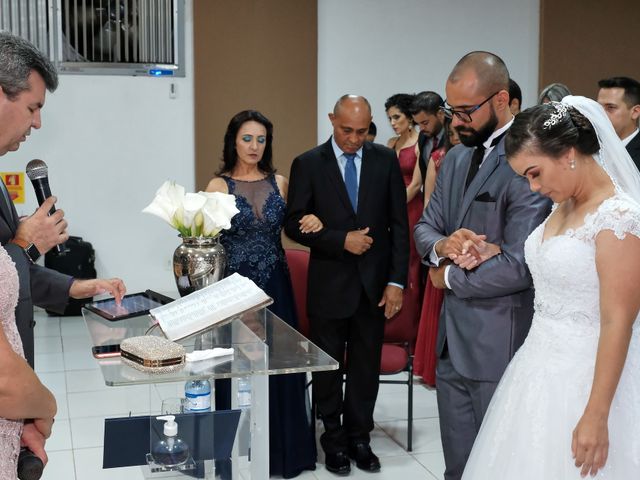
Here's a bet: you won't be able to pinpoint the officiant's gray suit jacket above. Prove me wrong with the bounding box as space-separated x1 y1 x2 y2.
0 178 71 366
414 139 552 382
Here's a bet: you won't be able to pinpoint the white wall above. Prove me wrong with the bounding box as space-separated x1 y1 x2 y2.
2 0 539 294
318 0 540 143
3 2 195 294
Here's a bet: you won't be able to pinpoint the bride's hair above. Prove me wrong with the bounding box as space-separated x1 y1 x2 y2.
505 103 599 160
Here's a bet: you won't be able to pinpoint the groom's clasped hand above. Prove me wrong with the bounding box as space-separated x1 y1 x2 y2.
436 228 502 271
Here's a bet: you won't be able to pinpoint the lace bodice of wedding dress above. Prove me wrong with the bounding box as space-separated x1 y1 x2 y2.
462 191 640 479
0 247 24 480
525 191 640 351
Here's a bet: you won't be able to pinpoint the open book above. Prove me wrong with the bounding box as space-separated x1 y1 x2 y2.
149 273 273 341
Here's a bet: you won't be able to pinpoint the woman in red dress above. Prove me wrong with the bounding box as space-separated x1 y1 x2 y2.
385 93 423 336
413 119 460 386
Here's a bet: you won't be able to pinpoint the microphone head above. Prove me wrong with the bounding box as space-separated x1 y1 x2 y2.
26 159 48 181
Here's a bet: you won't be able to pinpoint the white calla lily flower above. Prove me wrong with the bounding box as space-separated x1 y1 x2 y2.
142 180 183 227
143 182 238 237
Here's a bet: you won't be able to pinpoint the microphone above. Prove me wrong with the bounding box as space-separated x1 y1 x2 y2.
17 447 44 480
25 159 65 255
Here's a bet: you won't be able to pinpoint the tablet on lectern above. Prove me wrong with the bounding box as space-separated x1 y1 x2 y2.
85 290 174 321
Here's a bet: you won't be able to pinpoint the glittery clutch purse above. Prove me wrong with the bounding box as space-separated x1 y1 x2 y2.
120 336 185 373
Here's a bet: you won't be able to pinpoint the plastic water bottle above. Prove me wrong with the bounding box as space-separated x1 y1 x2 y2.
237 377 251 408
184 379 212 412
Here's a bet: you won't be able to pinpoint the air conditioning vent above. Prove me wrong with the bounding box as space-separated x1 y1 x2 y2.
0 0 185 77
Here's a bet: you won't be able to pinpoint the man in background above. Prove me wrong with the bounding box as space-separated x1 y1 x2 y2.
411 91 446 197
508 78 522 115
366 120 377 142
597 76 640 169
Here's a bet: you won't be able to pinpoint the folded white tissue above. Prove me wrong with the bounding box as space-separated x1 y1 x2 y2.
186 347 235 363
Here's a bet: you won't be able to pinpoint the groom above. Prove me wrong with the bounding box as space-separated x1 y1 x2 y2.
414 51 551 480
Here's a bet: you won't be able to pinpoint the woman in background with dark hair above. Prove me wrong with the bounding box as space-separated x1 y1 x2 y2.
206 110 322 478
384 94 423 336
386 94 422 206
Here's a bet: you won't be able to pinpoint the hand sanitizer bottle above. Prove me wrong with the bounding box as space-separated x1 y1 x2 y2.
152 415 190 467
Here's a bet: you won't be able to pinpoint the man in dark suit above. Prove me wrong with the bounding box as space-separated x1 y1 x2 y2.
414 52 551 480
285 95 408 476
0 32 126 367
411 91 446 192
597 76 640 169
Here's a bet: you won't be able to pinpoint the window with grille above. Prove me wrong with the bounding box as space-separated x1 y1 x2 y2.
0 0 185 77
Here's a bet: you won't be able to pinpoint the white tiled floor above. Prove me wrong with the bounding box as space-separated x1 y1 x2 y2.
34 308 445 480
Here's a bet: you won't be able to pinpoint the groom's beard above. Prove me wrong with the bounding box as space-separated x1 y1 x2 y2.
456 107 499 148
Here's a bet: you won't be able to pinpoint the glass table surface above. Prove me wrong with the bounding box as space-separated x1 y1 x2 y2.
83 307 338 386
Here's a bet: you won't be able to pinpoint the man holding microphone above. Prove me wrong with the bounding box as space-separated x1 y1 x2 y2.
0 31 126 469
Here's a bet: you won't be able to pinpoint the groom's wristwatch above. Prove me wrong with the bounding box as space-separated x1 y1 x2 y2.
10 237 41 264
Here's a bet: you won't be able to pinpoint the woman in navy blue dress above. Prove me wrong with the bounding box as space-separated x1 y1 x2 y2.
206 110 322 478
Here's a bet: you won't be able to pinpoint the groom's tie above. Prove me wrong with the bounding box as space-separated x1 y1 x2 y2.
343 152 358 211
464 131 507 193
464 145 485 193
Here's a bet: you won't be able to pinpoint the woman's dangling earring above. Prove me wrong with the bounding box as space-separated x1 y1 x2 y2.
569 158 576 170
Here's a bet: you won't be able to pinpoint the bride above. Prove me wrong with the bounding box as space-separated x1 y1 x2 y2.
457 96 640 478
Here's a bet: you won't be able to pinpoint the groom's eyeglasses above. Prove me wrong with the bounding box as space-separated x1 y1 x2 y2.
440 91 499 123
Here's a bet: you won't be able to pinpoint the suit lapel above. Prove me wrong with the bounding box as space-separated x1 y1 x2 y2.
455 142 503 228
356 143 375 218
627 132 640 150
321 141 356 215
626 133 640 161
0 179 16 235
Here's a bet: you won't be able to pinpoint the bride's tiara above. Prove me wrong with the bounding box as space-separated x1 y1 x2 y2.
543 102 569 130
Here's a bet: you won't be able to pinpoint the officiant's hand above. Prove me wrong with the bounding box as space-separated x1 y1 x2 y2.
572 412 609 477
449 238 501 270
435 228 484 258
20 421 49 465
429 261 450 289
69 278 127 305
14 196 68 254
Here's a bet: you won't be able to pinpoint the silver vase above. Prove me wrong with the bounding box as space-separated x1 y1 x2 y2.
173 236 227 297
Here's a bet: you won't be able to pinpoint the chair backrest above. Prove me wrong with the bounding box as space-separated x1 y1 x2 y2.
284 248 310 337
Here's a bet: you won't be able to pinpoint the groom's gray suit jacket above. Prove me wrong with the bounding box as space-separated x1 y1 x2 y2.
414 139 552 382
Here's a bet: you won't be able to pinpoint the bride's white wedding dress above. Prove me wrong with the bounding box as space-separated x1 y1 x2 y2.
462 191 640 479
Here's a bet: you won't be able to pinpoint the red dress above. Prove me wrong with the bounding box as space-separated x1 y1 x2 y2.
394 144 423 343
413 147 446 386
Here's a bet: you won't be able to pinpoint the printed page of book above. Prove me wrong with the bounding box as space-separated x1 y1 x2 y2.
150 273 272 341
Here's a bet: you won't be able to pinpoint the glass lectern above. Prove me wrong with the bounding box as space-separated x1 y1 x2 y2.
83 307 338 479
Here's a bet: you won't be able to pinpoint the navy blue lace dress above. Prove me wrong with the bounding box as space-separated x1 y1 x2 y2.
219 174 316 478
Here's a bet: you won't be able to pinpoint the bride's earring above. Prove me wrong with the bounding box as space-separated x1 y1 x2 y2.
569 158 576 170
